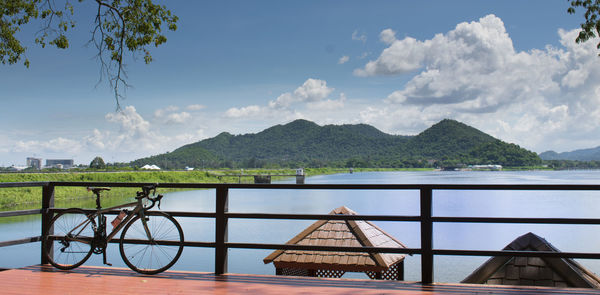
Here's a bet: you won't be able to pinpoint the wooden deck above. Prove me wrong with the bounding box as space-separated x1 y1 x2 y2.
2 265 600 294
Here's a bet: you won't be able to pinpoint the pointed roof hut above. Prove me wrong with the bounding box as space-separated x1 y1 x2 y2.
462 232 600 288
263 206 407 280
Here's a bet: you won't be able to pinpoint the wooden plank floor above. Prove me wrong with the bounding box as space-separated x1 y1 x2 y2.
2 265 600 294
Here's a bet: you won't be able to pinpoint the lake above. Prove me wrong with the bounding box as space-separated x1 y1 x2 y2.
2 170 600 283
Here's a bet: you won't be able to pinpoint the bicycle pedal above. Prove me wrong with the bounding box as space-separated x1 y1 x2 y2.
104 262 113 266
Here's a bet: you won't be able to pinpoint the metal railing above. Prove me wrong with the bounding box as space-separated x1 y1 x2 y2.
1 181 600 284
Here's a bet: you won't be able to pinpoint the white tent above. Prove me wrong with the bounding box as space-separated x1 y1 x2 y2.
141 164 161 170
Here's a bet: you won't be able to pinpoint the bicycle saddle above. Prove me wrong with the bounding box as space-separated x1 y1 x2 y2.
87 187 111 194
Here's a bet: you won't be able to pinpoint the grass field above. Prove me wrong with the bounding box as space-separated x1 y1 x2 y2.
0 168 376 209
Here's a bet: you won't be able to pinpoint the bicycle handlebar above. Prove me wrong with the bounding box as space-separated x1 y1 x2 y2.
136 184 162 210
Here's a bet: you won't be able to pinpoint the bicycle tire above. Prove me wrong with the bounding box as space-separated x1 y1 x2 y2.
119 211 184 274
44 208 95 270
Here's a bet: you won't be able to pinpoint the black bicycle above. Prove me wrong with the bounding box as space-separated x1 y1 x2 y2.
43 184 184 274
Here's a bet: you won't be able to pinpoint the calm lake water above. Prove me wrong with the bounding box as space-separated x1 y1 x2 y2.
2 170 600 283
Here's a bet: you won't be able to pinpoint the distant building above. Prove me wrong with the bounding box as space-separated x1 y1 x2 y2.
26 157 42 170
469 164 503 171
141 164 161 170
46 159 74 169
8 165 27 172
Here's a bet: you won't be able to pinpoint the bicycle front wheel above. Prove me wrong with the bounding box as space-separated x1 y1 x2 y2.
44 208 95 270
119 212 184 274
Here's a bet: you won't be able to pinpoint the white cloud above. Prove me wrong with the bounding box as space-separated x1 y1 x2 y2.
225 105 264 118
221 79 350 128
380 28 396 45
338 55 350 64
187 104 206 111
154 105 195 124
106 106 151 137
353 14 600 152
165 112 191 124
13 137 82 154
155 105 180 118
307 93 347 110
352 30 367 43
268 78 334 109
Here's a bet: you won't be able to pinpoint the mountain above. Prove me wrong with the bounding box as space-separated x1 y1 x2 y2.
408 119 496 158
539 146 600 161
131 119 541 169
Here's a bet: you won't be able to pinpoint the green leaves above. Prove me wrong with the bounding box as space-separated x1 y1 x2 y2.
568 0 600 53
0 0 178 108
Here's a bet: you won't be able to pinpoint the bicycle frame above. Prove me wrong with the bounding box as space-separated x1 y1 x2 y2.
65 197 150 246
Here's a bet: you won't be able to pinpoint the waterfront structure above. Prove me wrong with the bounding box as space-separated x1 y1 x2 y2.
462 232 600 288
45 159 74 169
26 157 42 170
141 164 161 170
264 206 407 280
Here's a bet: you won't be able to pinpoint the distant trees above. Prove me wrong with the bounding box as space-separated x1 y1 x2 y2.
129 119 543 169
1 0 178 108
89 156 106 169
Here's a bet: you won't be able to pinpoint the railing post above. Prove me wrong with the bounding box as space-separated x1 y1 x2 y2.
41 183 55 264
420 186 433 284
215 186 229 275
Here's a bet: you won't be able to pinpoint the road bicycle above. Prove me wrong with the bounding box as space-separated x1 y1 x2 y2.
43 184 184 274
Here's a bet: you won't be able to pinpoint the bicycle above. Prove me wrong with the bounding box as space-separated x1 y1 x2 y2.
43 184 184 274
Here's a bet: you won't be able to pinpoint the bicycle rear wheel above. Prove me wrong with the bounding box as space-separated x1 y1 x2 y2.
44 208 95 270
119 212 184 274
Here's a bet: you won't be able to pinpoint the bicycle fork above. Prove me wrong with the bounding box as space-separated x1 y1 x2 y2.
140 211 153 241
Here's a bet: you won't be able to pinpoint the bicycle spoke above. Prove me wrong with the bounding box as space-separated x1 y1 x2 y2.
120 212 184 274
44 209 94 270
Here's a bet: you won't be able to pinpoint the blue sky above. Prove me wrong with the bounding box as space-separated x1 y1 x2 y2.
2 1 599 166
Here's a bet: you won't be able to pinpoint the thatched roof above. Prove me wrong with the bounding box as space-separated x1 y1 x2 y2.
263 206 406 272
462 232 600 288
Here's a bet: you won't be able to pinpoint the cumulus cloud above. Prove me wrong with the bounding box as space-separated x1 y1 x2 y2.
307 93 347 110
338 55 350 64
225 105 263 118
106 106 151 137
13 137 82 154
353 14 600 152
165 112 191 124
379 28 397 45
222 78 347 127
154 105 194 124
268 78 334 109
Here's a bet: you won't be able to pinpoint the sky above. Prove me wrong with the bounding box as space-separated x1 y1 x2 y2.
2 1 600 166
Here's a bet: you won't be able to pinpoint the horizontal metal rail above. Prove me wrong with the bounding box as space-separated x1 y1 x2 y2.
0 236 41 248
0 182 48 188
0 209 42 218
2 181 600 284
34 182 600 190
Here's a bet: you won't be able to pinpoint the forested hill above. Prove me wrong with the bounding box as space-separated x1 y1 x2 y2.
539 146 600 161
131 119 541 169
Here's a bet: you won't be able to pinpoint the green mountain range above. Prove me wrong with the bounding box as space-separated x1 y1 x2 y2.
539 146 600 161
131 119 541 169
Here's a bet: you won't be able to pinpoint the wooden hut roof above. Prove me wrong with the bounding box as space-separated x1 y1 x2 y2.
263 206 406 272
462 232 600 288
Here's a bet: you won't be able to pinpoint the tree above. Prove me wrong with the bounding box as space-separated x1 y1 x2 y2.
0 0 178 109
568 0 600 53
89 156 106 169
